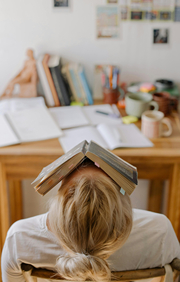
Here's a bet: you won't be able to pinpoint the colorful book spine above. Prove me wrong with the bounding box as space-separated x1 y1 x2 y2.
36 55 55 107
78 67 93 105
68 64 84 103
50 67 66 106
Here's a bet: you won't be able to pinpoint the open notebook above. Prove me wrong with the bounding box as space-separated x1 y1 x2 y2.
0 107 63 147
59 123 153 153
49 104 122 129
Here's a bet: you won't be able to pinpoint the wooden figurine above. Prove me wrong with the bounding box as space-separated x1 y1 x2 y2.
1 49 38 99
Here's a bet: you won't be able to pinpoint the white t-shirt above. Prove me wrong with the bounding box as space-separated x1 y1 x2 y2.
1 209 180 282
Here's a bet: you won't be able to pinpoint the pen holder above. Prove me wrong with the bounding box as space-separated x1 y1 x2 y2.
103 87 120 104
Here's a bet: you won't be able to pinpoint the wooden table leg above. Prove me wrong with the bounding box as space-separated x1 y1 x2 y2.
0 162 10 281
9 180 22 224
148 180 164 213
167 163 180 241
0 162 10 246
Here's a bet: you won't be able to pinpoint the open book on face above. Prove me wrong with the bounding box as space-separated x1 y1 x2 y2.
32 140 138 196
49 104 121 129
59 123 154 152
0 106 63 147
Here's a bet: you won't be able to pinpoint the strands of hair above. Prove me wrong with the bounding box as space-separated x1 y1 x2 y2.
48 162 132 281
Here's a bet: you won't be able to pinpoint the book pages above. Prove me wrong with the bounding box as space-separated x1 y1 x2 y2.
6 107 63 143
49 106 89 129
0 115 19 147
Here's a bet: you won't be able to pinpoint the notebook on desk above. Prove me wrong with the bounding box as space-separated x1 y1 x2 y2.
49 104 122 129
0 107 63 147
59 123 153 153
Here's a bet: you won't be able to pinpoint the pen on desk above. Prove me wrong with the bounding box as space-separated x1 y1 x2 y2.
95 110 120 118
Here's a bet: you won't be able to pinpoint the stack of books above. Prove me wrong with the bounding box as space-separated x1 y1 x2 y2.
36 54 93 107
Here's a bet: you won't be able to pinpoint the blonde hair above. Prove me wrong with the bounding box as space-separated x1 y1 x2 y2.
48 162 132 281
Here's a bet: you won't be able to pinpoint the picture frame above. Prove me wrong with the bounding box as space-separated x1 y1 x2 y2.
54 0 69 7
153 28 169 44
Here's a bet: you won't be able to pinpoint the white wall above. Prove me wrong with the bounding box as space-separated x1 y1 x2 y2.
0 0 180 95
1 0 178 217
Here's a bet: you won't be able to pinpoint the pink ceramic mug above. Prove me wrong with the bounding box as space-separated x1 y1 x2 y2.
141 110 172 139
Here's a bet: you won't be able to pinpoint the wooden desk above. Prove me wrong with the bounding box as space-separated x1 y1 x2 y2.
0 113 180 258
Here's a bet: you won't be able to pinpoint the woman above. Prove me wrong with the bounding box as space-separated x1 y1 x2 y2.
1 160 180 282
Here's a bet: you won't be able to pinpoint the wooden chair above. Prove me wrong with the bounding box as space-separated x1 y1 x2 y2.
21 258 180 282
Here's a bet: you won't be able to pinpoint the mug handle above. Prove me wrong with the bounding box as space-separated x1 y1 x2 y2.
149 101 159 111
162 118 172 137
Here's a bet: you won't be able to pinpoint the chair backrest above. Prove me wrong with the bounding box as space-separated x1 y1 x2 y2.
21 258 180 282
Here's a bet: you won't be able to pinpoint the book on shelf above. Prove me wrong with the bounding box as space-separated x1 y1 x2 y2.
32 140 138 196
62 63 93 105
42 54 60 107
49 104 122 129
68 63 87 104
0 106 63 148
36 55 55 107
61 63 80 103
59 123 153 153
78 65 93 105
48 55 71 106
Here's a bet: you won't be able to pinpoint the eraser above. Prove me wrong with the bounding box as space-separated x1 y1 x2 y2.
94 162 100 168
120 188 125 195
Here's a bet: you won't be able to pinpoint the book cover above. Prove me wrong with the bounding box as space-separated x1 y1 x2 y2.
36 55 55 107
73 64 88 105
42 54 60 107
68 64 85 104
78 66 93 105
32 140 138 196
61 64 79 102
48 55 71 106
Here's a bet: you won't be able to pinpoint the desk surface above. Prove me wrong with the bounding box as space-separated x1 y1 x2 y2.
0 113 179 158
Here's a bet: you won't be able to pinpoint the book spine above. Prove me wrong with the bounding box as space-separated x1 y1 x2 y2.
69 66 84 103
36 58 55 107
78 68 93 105
50 67 66 106
65 65 79 102
56 65 71 106
74 66 89 105
42 54 60 107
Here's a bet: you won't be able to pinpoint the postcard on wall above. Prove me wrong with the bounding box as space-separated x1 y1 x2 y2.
131 11 143 19
141 0 153 11
153 28 169 44
175 0 180 20
54 0 69 7
96 6 119 38
120 6 129 19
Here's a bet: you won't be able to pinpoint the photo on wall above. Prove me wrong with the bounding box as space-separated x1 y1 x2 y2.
96 6 119 38
153 28 169 44
54 0 69 7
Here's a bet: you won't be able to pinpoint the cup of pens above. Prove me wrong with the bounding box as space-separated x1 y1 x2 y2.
101 66 121 104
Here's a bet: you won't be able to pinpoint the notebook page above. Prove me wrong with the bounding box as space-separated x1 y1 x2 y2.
97 123 153 149
49 106 89 129
6 107 63 143
0 100 10 115
82 104 122 125
97 123 122 150
0 115 19 147
59 126 108 153
9 97 46 112
0 97 46 115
